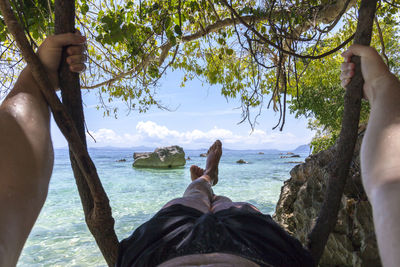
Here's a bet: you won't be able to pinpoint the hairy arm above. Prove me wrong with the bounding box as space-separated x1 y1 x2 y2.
341 45 400 267
0 33 86 266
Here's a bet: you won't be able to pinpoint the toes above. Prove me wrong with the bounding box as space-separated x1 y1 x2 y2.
190 165 204 180
208 140 222 154
190 165 199 175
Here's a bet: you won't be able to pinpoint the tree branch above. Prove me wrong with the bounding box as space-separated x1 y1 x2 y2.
54 0 118 265
82 53 153 89
306 0 378 264
0 0 119 265
84 0 356 90
221 0 355 60
374 15 390 67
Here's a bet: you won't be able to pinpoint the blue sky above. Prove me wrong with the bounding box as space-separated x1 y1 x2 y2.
51 69 315 150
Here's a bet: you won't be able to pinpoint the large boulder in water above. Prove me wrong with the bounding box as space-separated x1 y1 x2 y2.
273 130 381 266
133 146 186 168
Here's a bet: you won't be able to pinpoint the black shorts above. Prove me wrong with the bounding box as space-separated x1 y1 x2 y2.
117 204 314 267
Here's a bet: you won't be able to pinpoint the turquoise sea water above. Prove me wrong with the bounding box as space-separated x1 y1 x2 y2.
18 148 308 266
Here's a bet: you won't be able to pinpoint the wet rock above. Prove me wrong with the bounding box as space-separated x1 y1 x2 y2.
236 159 248 164
280 152 295 155
133 146 186 168
280 154 301 158
116 159 127 162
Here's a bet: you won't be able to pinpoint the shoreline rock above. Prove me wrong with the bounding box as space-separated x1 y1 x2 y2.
133 146 186 168
236 159 248 164
280 154 300 158
280 152 295 155
273 132 381 266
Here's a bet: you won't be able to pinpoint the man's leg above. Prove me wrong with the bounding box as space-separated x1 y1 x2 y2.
162 140 222 213
211 195 260 213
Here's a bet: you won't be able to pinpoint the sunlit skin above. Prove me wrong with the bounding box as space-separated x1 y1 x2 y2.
0 32 86 267
341 44 400 267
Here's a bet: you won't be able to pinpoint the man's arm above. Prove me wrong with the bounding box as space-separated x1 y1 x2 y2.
0 33 86 266
341 45 400 267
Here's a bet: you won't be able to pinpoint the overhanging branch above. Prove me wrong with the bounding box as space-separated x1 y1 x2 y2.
306 0 378 264
0 0 119 265
222 0 355 60
54 0 119 265
83 0 356 90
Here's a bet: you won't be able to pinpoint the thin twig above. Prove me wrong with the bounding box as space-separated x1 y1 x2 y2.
374 16 390 68
221 0 355 60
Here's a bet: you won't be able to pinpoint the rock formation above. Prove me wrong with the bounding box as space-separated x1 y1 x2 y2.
133 146 186 168
280 152 295 155
236 159 248 164
274 132 381 266
280 154 300 158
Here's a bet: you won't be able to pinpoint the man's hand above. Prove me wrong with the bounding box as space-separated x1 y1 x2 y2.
37 32 86 89
340 44 394 102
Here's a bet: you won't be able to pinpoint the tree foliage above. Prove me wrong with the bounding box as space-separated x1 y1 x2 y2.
289 3 400 152
0 0 400 145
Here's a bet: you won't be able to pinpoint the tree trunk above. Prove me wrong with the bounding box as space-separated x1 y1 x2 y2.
54 0 119 265
306 0 378 264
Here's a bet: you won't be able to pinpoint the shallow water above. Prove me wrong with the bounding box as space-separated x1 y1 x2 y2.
18 148 308 266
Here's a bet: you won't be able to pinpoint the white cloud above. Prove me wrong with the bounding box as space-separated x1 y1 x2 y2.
86 121 313 150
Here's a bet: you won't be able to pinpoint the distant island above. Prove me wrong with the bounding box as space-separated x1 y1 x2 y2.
55 144 311 153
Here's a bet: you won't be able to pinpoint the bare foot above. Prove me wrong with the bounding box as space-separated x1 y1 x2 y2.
204 140 222 186
190 165 205 181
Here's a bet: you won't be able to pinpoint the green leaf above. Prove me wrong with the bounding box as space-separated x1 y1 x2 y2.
174 25 182 36
81 3 89 15
163 17 171 29
217 37 225 45
148 64 159 78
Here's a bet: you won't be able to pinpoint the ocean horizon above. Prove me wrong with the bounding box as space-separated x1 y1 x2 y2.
53 144 311 153
18 147 310 266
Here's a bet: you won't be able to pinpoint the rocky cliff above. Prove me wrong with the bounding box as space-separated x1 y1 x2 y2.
273 133 381 266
